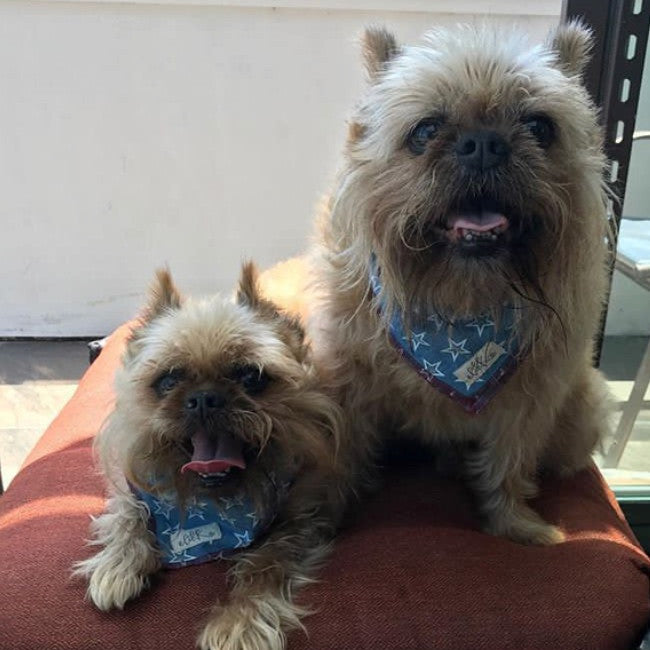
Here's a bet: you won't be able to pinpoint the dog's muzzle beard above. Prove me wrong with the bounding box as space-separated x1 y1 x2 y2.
426 129 515 257
411 130 528 259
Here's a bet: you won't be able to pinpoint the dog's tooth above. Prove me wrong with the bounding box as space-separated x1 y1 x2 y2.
464 233 473 242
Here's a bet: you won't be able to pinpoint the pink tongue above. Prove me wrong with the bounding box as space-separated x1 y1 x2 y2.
449 211 509 233
181 429 246 475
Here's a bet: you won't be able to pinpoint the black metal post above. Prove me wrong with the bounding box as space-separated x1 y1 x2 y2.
562 0 650 365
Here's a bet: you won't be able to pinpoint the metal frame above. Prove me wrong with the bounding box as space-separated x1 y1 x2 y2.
562 1 650 472
562 0 650 364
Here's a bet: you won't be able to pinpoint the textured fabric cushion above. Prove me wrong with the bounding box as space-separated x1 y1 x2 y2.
0 323 649 650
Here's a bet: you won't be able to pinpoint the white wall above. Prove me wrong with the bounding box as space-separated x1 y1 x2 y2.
1 1 566 336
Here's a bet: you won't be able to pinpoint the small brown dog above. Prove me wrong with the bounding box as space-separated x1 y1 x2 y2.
312 21 611 545
74 265 343 650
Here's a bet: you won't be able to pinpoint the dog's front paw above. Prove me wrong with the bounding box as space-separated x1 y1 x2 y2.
197 601 286 650
77 555 151 611
486 511 565 546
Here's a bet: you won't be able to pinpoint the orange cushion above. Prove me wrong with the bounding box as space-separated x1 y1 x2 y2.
0 324 648 649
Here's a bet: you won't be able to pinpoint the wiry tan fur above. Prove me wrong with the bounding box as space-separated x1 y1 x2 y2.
74 265 344 650
310 21 613 545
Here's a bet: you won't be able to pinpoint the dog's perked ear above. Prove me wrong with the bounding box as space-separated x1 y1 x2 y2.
361 26 400 80
125 268 184 362
237 261 267 311
143 268 183 322
237 261 308 360
549 19 594 78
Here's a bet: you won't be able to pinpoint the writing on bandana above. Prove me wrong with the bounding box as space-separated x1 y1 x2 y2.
130 470 291 568
369 257 523 414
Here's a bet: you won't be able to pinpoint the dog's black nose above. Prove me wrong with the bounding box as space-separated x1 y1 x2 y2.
455 130 509 171
184 390 226 417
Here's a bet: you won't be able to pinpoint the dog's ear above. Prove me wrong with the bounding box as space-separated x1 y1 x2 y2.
237 261 294 323
125 268 183 362
550 19 593 78
143 267 183 322
237 261 308 360
237 261 270 312
361 26 399 80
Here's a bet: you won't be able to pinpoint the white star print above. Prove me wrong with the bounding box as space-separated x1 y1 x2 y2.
233 530 252 548
230 494 246 507
441 338 471 362
219 496 236 510
422 359 445 378
406 331 430 352
186 503 207 521
169 548 197 564
467 315 494 337
160 522 180 539
455 376 484 391
218 509 237 526
245 511 260 528
152 497 176 518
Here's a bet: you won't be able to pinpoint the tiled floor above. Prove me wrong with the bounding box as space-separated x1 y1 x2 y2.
0 336 648 490
0 340 89 489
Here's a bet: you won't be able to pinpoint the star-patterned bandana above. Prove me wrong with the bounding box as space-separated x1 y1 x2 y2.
369 256 524 414
130 471 291 568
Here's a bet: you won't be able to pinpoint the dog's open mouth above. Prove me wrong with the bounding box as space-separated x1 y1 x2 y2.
181 428 246 487
445 197 510 254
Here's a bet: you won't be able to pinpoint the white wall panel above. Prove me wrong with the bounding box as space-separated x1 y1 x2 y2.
1 2 562 335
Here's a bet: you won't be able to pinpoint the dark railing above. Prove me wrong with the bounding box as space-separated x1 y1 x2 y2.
562 0 650 363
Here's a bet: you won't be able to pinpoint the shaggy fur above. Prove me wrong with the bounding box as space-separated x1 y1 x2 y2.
311 21 612 545
74 265 344 650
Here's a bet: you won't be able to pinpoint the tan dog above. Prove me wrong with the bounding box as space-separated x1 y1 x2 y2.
74 265 343 650
311 22 612 545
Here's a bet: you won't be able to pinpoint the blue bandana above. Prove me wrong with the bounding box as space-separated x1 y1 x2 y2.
369 257 524 414
130 471 290 568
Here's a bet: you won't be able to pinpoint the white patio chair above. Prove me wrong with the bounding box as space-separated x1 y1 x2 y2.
603 131 650 467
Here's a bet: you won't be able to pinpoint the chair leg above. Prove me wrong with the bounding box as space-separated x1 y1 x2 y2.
603 339 650 467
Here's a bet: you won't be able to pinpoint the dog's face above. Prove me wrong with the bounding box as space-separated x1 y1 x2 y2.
106 265 339 500
342 23 606 319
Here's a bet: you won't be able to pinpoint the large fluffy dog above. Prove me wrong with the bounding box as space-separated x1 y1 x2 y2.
312 21 612 545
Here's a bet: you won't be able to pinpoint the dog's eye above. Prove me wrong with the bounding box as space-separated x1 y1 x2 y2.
407 118 441 155
232 365 270 395
523 115 555 149
153 370 184 396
